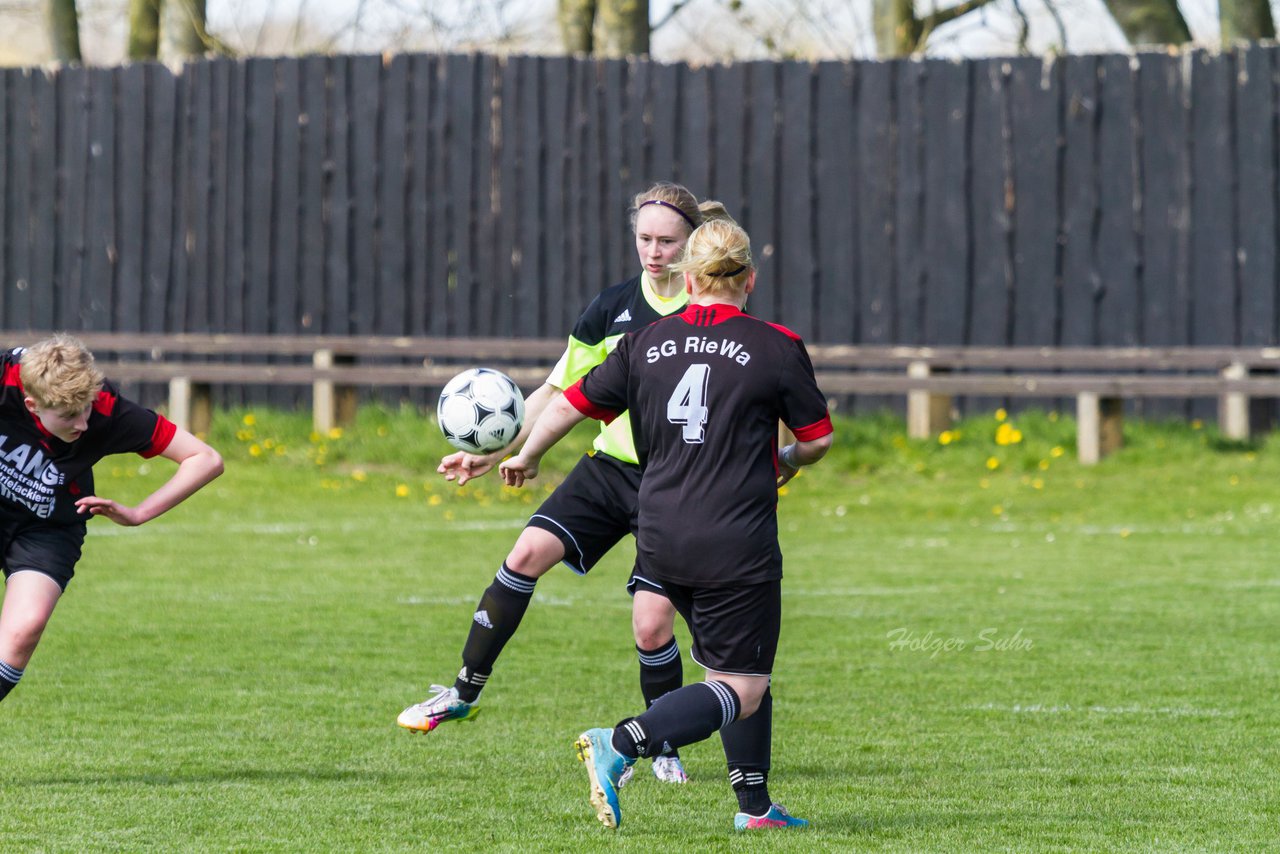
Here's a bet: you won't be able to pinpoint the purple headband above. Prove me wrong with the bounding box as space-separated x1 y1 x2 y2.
639 199 697 230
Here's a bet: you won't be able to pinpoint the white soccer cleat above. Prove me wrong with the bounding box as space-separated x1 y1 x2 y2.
652 755 688 784
396 684 480 733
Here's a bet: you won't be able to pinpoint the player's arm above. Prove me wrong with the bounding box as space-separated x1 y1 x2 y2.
438 381 562 485
497 394 588 489
76 428 224 527
776 433 833 487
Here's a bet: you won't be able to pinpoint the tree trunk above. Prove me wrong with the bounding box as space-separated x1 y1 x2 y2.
1220 0 1276 41
559 0 597 53
1101 0 1192 46
47 0 82 63
163 0 209 58
599 0 649 56
127 0 162 60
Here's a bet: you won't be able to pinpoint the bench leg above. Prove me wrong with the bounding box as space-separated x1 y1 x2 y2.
1219 362 1250 441
168 377 212 436
313 349 358 435
907 361 952 440
1077 393 1123 465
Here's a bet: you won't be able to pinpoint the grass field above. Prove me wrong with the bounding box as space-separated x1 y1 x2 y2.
1 405 1276 851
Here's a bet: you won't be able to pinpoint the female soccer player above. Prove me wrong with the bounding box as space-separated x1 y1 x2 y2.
0 334 224 706
499 218 833 831
397 182 726 784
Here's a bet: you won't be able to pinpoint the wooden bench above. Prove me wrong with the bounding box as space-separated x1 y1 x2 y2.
6 332 1280 464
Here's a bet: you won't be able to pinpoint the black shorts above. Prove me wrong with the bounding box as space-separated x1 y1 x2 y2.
658 579 781 676
0 519 86 592
526 453 641 574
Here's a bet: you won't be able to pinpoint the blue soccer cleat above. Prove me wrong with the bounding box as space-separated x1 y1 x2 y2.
734 802 810 831
574 727 635 828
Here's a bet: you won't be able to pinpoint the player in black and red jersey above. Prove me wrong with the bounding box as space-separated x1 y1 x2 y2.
0 335 223 707
397 183 731 785
500 218 833 831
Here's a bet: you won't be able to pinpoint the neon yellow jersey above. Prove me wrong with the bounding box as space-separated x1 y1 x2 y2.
546 272 688 463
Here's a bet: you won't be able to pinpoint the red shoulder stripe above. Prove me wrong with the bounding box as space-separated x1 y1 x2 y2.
2 363 21 388
564 380 620 425
791 414 834 441
139 415 178 459
763 320 803 341
93 389 117 416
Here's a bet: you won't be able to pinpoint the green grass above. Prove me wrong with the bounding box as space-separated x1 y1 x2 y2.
1 405 1277 851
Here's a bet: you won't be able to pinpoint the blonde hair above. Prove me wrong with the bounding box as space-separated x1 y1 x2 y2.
630 182 739 235
20 334 104 412
670 218 754 298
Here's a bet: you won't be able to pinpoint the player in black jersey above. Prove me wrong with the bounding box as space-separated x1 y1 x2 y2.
0 335 224 707
501 218 833 831
397 183 728 785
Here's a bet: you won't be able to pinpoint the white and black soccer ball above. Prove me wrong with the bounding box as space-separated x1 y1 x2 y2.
437 368 525 454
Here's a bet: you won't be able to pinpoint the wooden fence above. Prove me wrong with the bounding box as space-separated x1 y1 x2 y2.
1 49 1278 414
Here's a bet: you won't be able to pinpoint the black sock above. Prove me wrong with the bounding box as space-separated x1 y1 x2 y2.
454 563 536 703
0 659 24 703
611 680 740 759
722 687 773 814
637 638 683 757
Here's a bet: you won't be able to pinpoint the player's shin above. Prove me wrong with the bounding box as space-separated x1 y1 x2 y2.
455 563 537 702
721 686 773 815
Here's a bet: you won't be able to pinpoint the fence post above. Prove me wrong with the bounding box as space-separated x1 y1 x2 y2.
313 349 335 435
167 376 212 436
1218 361 1249 441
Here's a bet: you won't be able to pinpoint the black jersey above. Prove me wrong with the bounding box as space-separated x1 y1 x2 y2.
0 348 177 525
565 303 833 587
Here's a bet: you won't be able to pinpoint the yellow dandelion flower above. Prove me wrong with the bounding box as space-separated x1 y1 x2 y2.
236 429 253 442
351 469 368 482
891 435 907 449
1120 528 1131 538
262 438 275 450
938 431 954 446
995 408 1008 422
249 444 262 457
274 445 286 456
992 505 1004 515
1191 419 1203 430
309 431 322 444
986 456 1000 471
1229 475 1239 486
428 494 443 506
328 427 344 440
777 485 790 497
242 413 256 426
1050 446 1065 458
395 484 410 497
995 423 1013 445
1032 478 1044 490
1038 459 1050 471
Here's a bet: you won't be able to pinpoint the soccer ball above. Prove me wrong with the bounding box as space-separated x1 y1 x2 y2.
437 368 525 454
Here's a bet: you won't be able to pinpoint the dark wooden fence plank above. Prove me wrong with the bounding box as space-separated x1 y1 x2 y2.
542 56 570 335
445 53 477 337
472 55 500 337
1059 56 1099 346
648 62 678 182
55 67 89 329
513 55 544 338
325 57 352 334
30 69 56 330
922 59 969 346
679 63 712 197
83 67 116 331
1095 55 1140 346
493 56 521 339
745 61 779 310
710 62 747 225
207 59 231 334
0 71 8 323
223 60 248 343
814 61 855 345
422 55 449 337
1137 53 1190 348
272 58 301 336
349 55 381 336
600 58 630 283
406 55 432 338
181 61 207 331
895 59 926 344
1189 50 1236 346
779 61 815 334
856 60 894 345
378 54 409 335
146 64 177 333
116 64 146 333
1234 45 1276 346
564 58 591 320
1009 56 1061 346
969 59 1011 349
8 70 33 327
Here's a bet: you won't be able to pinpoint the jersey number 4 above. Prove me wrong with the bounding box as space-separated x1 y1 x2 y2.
667 363 710 443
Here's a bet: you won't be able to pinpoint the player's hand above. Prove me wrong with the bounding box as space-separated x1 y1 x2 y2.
438 450 501 486
75 496 145 527
776 461 800 488
498 455 539 488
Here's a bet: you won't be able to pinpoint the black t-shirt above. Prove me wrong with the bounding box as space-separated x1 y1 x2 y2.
0 348 177 525
566 303 833 587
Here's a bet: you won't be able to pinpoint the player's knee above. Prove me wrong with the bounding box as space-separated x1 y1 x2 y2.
632 621 673 649
504 533 562 578
0 619 46 665
631 596 675 648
